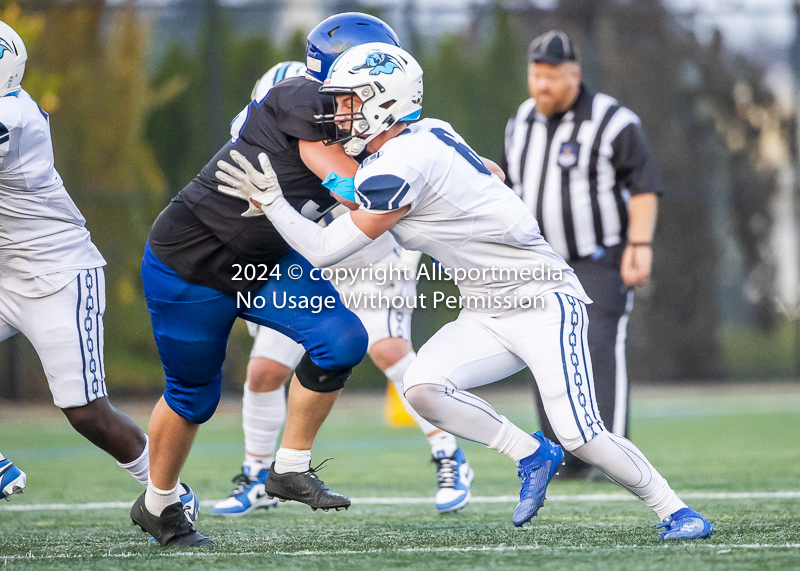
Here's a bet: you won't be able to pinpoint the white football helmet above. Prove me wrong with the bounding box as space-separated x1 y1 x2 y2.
250 60 307 103
0 21 26 96
318 42 422 156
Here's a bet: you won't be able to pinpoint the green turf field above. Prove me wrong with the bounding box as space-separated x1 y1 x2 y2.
1 384 799 570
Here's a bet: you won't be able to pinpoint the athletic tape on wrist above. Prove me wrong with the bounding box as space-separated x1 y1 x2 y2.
322 172 356 202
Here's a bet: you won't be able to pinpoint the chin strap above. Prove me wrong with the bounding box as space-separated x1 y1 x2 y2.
343 138 367 156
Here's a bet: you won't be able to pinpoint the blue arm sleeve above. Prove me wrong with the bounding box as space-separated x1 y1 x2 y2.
322 172 356 202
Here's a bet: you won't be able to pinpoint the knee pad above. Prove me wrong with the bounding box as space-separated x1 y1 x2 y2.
164 377 221 424
295 352 352 393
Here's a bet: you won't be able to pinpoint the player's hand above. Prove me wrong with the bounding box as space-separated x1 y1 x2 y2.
216 150 283 217
620 244 653 288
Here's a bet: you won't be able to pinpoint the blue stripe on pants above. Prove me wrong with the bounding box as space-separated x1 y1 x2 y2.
556 293 586 444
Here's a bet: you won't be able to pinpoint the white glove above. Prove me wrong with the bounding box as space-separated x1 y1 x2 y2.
216 150 283 217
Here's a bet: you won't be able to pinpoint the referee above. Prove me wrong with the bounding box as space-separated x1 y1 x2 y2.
501 30 663 478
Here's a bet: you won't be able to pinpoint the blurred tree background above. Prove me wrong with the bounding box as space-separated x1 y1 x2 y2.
0 0 796 401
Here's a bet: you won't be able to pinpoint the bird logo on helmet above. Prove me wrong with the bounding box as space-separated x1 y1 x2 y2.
351 52 404 75
0 38 12 59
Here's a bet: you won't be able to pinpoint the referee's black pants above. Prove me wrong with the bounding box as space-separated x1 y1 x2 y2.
532 244 633 473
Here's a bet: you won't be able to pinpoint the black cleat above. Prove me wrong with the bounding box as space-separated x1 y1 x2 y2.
264 460 350 511
130 492 214 547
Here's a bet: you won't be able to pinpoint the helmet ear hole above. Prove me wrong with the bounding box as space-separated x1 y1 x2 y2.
379 100 396 109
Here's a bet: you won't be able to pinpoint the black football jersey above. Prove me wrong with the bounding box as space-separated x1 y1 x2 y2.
149 77 340 295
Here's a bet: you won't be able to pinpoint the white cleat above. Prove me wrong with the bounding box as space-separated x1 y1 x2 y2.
433 449 473 513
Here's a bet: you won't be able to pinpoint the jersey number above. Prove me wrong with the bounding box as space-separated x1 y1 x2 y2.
430 127 491 176
300 199 336 221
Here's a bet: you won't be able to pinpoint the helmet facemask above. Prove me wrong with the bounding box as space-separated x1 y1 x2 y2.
316 43 423 157
316 84 385 156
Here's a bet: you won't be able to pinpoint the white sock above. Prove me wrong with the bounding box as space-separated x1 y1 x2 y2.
427 431 458 458
242 458 269 480
116 434 150 486
488 417 540 463
144 476 181 517
243 382 285 467
0 452 5 461
571 432 687 521
385 351 441 436
273 448 312 474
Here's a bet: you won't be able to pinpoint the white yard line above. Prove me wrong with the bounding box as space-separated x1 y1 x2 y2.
2 491 799 512
1 544 799 560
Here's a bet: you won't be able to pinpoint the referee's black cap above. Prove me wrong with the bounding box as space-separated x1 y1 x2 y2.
528 30 579 65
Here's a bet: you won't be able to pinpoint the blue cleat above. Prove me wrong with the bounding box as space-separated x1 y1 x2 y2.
655 507 713 540
0 459 26 500
512 431 564 527
212 465 278 517
433 448 473 513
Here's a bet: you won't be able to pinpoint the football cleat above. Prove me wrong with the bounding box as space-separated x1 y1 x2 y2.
655 507 714 540
131 492 213 548
212 465 278 517
179 483 199 523
512 431 564 527
432 448 473 513
0 459 26 500
263 460 350 510
148 483 200 543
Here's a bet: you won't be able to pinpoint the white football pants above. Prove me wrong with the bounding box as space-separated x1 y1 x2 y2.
404 292 603 450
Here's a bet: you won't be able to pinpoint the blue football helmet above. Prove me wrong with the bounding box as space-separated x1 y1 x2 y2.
305 12 400 83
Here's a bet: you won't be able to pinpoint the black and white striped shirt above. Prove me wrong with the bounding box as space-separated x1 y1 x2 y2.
501 84 663 261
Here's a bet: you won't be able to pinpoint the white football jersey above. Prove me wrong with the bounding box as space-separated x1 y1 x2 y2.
353 118 589 315
0 89 105 296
